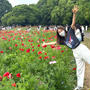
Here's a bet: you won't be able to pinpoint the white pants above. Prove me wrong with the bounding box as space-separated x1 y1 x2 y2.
72 44 90 87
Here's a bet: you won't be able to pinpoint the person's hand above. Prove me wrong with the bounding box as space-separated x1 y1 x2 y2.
41 42 46 47
72 5 79 14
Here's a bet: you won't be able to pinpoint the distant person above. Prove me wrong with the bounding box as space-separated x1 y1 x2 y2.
65 24 69 31
37 25 41 31
75 24 84 41
26 26 31 32
85 25 88 31
54 26 57 31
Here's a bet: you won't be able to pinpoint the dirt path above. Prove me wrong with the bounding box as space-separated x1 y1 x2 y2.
83 32 90 90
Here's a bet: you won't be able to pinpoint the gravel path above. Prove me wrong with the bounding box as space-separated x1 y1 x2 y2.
82 33 90 90
84 32 90 39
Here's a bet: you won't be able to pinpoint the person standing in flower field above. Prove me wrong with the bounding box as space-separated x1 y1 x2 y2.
42 5 90 90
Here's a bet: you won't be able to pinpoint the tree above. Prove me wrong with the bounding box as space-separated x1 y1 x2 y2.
1 0 90 26
1 4 40 26
0 0 12 24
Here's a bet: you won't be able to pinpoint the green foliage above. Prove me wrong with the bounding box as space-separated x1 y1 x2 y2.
1 0 90 26
0 0 12 24
1 5 40 26
0 27 76 90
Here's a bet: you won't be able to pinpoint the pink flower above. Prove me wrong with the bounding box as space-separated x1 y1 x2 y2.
51 39 53 41
56 46 61 50
37 40 39 43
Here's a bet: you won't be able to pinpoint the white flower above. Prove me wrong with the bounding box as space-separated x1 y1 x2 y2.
49 61 56 64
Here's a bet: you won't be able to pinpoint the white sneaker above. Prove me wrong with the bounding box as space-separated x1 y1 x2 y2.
74 86 83 90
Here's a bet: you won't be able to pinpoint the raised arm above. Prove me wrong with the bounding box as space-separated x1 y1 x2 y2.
42 41 56 46
71 5 79 29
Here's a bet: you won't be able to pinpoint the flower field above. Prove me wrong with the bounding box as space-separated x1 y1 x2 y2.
0 27 76 90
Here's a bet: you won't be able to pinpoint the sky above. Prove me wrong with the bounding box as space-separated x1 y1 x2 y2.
8 0 39 7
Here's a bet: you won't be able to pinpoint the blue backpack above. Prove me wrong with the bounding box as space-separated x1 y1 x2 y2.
65 27 80 49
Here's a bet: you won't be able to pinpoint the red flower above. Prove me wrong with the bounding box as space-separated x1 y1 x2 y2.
28 40 30 42
25 45 27 47
38 51 42 55
13 38 15 40
8 40 10 41
3 72 9 77
50 45 55 48
52 56 56 59
42 45 47 48
61 50 64 53
44 52 47 55
16 73 21 77
19 48 24 51
32 49 34 52
44 56 49 59
0 51 4 53
22 43 24 46
26 49 30 53
12 83 16 87
42 39 45 42
39 56 42 59
15 44 18 47
0 75 3 81
32 46 34 48
37 44 40 47
31 40 33 42
73 68 76 70
54 36 57 38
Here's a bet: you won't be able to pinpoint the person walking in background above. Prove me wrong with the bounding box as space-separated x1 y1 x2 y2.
85 25 88 31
